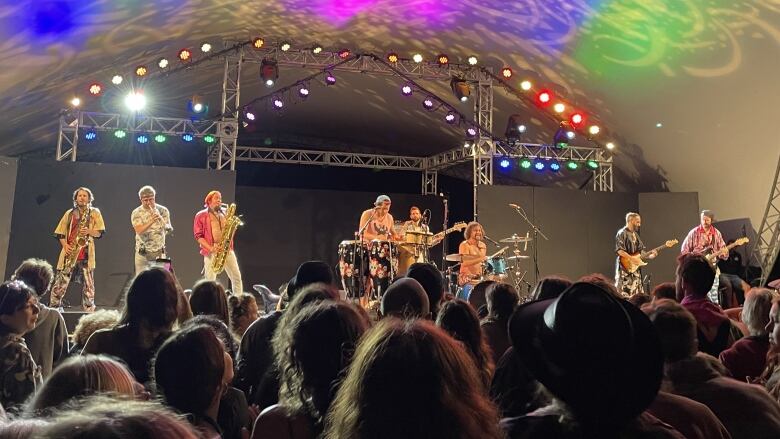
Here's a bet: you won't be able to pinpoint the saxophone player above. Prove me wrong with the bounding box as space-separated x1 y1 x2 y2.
131 185 172 274
193 190 243 294
50 187 105 311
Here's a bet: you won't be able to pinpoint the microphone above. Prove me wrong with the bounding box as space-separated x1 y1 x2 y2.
484 236 500 246
422 209 431 225
508 203 521 210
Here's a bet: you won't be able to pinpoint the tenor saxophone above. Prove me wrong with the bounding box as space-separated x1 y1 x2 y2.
211 203 243 275
62 207 90 275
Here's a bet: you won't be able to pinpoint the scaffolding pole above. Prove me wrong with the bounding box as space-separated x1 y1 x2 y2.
753 154 780 286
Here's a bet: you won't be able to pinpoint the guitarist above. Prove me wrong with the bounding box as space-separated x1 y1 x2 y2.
681 210 727 304
457 222 488 300
615 212 656 296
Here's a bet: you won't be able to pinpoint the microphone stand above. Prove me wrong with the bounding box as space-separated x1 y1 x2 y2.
355 207 378 301
441 197 449 281
509 205 548 285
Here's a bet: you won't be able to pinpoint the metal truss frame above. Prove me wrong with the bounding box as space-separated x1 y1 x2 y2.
234 145 425 170
55 111 80 161
753 153 780 286
210 49 243 170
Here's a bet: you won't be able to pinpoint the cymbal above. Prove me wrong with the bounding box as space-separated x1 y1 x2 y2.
507 255 530 260
500 235 533 243
445 253 483 262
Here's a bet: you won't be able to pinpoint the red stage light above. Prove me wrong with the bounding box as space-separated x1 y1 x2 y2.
88 83 103 96
501 67 513 78
537 90 552 105
570 112 585 126
178 48 192 61
338 49 350 59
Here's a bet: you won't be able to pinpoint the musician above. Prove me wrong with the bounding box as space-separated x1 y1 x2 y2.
131 186 172 274
398 206 443 274
457 221 487 299
193 191 243 295
358 195 401 242
50 187 106 311
681 210 727 304
615 212 655 296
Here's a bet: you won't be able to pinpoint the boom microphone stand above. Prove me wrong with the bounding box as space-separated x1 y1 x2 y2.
509 204 548 285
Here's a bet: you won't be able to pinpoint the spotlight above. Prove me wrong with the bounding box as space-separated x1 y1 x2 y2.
182 133 194 142
401 84 413 96
553 103 565 113
463 140 473 148
84 130 97 141
124 91 146 112
444 111 457 124
203 135 216 144
520 80 532 90
111 75 123 85
387 52 399 63
136 134 149 144
272 96 284 109
154 134 167 143
437 54 449 65
243 106 256 121
505 114 527 140
422 97 435 110
252 37 265 49
280 41 291 52
113 129 127 139
570 112 585 126
312 43 323 54
536 90 552 105
70 97 81 107
157 58 169 69
178 48 192 62
550 160 561 172
501 67 513 79
566 161 579 170
88 83 102 96
338 49 350 59
298 85 310 98
261 59 279 87
200 42 212 53
566 131 575 140
499 157 512 169
467 56 478 66
189 95 206 114
533 160 545 171
588 125 600 136
325 72 336 85
135 66 148 77
606 142 615 150
466 126 478 138
519 158 532 169
587 160 599 170
553 122 570 147
450 78 470 102
412 53 423 63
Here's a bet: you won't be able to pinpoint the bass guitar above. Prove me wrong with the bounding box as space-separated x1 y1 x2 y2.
704 237 749 267
619 239 678 274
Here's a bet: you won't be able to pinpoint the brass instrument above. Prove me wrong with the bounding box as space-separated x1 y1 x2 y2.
62 207 91 275
211 203 243 275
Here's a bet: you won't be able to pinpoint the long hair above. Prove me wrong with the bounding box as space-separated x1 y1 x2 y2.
463 221 482 240
436 299 495 388
71 187 94 208
27 355 138 415
324 318 503 439
189 279 230 327
12 258 54 297
227 293 256 337
119 268 179 331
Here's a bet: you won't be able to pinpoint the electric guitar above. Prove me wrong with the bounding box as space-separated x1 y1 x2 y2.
704 237 749 267
620 239 679 273
432 222 467 242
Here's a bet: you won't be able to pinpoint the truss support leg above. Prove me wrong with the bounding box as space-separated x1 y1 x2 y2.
211 49 243 170
473 139 494 221
753 153 780 286
56 111 80 162
422 170 438 195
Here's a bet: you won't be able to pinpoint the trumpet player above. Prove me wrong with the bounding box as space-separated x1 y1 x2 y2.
50 187 105 311
193 190 243 295
131 185 172 274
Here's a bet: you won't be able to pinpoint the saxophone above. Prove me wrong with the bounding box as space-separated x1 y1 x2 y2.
211 203 243 275
62 207 91 275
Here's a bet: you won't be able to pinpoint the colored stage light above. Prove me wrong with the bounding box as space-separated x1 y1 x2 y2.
570 113 584 126
273 96 284 109
136 134 149 144
505 114 526 140
534 160 545 171
553 103 565 113
387 52 399 63
550 160 561 172
252 37 265 49
450 78 470 102
444 111 456 124
89 83 103 96
587 160 599 169
412 53 423 63
422 97 434 110
158 58 169 69
178 49 192 61
467 56 478 66
520 80 532 91
203 135 216 143
499 158 511 169
501 67 513 79
606 142 615 150
111 75 123 85
124 91 146 112
280 41 291 52
519 158 532 169
84 130 97 141
113 129 126 138
466 127 478 138
401 84 413 96
200 42 212 53
325 72 336 85
243 107 256 121
135 66 148 77
70 97 81 107
437 54 449 65
154 134 167 143
589 125 600 135
566 131 575 140
338 49 350 59
312 43 323 54
566 161 579 170
261 59 279 87
182 133 194 142
189 95 206 114
536 90 551 105
298 85 310 98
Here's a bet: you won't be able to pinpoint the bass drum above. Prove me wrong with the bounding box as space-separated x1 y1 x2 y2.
338 240 362 299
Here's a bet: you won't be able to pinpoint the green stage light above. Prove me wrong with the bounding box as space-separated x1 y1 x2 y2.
203 134 216 144
587 160 599 170
114 129 127 139
566 161 579 170
519 158 532 169
154 134 167 143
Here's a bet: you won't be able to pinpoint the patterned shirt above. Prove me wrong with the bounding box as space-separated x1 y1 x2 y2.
0 333 42 412
681 225 726 258
131 204 171 253
616 227 645 257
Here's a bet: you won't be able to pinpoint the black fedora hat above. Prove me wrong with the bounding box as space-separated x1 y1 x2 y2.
509 282 662 425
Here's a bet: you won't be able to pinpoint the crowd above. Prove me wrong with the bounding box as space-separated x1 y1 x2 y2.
1 254 780 438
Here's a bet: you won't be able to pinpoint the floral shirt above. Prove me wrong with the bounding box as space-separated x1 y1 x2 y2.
0 333 42 412
131 204 171 253
681 225 726 259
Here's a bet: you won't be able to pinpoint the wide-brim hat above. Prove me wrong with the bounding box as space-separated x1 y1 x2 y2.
509 282 662 424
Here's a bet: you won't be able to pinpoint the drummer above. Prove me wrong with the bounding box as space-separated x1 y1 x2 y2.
457 221 487 299
358 195 402 242
398 206 442 274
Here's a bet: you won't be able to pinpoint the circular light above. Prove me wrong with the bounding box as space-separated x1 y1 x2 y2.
606 142 615 150
154 134 167 143
203 135 216 143
325 73 336 85
567 161 579 170
280 42 291 52
422 97 434 110
178 49 192 61
135 66 148 77
88 83 102 96
571 113 584 125
252 37 265 49
157 58 169 69
587 160 599 169
437 54 449 65
136 134 149 144
589 125 600 135
182 133 194 142
298 86 310 97
273 97 283 108
518 124 527 133
553 103 565 113
84 130 97 141
466 127 478 137
412 53 423 63
312 44 323 54
534 161 545 171
265 79 275 87
501 67 513 78
338 49 350 59
245 110 256 121
467 56 478 66
537 91 551 104
70 97 81 107
113 129 126 139
192 103 204 113
124 91 146 112
550 161 561 172
566 131 575 140
200 42 212 53
111 75 123 85
387 52 399 63
656 122 663 128
401 84 413 96
499 158 511 169
445 111 456 124
520 158 532 169
520 80 532 90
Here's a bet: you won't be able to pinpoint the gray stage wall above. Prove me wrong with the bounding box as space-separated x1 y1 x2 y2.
0 157 19 278
478 186 700 288
5 159 235 307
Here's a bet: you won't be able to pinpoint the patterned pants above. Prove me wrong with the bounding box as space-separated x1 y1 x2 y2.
616 267 644 296
50 260 95 310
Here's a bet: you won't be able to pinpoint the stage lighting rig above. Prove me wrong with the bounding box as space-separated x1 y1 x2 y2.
261 59 279 87
450 78 470 102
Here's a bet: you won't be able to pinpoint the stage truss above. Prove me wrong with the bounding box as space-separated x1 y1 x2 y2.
55 41 615 217
752 153 780 286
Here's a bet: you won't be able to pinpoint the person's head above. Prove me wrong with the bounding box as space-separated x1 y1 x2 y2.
532 275 572 301
277 301 368 421
227 293 258 337
12 258 54 297
769 298 780 348
289 261 335 301
676 253 715 299
374 195 391 215
324 318 503 439
381 278 430 319
0 280 39 335
742 288 777 336
189 279 229 327
409 206 421 222
181 314 238 362
651 282 677 301
406 262 444 317
486 283 519 322
510 282 663 429
154 325 226 417
204 190 222 209
71 309 121 348
579 273 622 298
120 267 179 332
700 210 714 227
27 355 138 415
464 221 484 241
643 299 698 362
625 212 641 230
628 293 652 308
72 187 94 208
38 396 198 439
436 299 494 387
139 185 156 208
468 280 496 316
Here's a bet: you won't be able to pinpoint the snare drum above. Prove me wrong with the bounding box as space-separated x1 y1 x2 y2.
368 240 398 298
338 240 361 298
485 256 508 281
